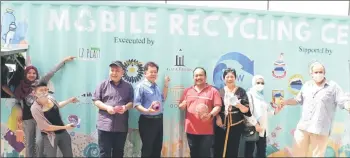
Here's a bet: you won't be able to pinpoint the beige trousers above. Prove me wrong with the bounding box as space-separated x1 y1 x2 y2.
292 129 329 157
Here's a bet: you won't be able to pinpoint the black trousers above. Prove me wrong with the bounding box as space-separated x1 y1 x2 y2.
98 130 127 158
186 133 213 157
138 115 163 158
213 122 244 158
245 132 267 158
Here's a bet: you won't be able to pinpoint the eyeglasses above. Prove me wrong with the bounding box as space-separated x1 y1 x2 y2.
256 82 264 85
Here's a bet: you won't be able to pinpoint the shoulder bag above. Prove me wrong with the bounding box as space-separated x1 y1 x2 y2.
243 93 260 142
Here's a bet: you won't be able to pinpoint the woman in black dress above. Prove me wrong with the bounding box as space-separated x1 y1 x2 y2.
213 68 251 158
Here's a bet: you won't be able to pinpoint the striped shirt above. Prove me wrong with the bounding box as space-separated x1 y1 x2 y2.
294 80 348 136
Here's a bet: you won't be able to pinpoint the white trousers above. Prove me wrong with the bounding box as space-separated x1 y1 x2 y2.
292 129 328 157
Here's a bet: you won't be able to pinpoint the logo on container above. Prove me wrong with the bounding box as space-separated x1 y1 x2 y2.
167 49 193 72
169 85 185 108
123 59 144 83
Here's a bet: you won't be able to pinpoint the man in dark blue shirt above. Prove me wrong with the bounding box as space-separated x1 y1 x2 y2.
92 61 134 157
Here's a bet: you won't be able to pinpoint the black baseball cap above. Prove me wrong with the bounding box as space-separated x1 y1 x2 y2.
109 60 124 68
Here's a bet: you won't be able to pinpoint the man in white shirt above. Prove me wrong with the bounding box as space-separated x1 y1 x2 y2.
280 62 350 157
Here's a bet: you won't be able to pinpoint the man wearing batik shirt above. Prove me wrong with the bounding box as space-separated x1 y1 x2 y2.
178 67 222 157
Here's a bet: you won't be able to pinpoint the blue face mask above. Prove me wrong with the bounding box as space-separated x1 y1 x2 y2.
254 84 264 92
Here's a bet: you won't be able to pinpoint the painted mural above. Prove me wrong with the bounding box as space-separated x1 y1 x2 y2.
1 1 350 157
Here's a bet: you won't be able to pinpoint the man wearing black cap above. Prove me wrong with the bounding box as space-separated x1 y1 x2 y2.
92 60 134 157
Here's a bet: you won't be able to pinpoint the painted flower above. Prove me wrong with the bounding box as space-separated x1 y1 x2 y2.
271 132 276 138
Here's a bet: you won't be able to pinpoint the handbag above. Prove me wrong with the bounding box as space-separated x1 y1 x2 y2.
243 93 260 142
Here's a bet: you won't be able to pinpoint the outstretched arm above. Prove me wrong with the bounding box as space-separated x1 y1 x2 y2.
58 97 78 108
334 83 350 111
282 86 304 107
40 56 75 83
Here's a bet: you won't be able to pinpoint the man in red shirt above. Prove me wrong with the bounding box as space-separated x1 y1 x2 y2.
179 67 222 157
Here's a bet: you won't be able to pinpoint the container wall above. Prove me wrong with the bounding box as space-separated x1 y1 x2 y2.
1 1 350 157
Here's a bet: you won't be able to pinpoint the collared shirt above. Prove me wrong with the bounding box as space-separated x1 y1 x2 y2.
294 80 348 136
92 79 134 132
133 79 164 116
179 84 222 135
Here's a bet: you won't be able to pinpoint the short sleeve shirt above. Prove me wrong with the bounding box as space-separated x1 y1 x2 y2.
179 84 222 135
92 79 134 132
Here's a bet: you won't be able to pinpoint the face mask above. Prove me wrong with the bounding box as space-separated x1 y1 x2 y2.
312 73 325 82
255 85 264 91
36 92 48 99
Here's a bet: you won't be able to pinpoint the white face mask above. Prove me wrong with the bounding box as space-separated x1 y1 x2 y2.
312 73 325 83
255 84 264 91
36 92 48 99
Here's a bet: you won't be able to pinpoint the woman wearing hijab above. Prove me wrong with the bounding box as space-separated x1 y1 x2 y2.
14 56 75 157
244 75 282 158
213 68 251 158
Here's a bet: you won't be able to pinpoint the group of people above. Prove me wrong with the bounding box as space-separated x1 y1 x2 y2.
2 56 77 157
1 55 349 158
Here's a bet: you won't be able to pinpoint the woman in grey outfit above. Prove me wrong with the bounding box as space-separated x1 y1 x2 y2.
31 81 78 157
14 56 75 157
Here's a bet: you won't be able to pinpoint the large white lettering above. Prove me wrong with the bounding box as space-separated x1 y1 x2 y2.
118 11 125 33
257 20 268 40
337 25 349 45
188 15 200 36
130 13 141 34
100 11 115 32
46 9 349 45
295 22 311 42
277 21 292 41
270 20 275 40
48 9 70 31
144 12 157 34
322 23 336 44
170 14 184 35
223 17 240 38
203 15 219 36
240 18 256 39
